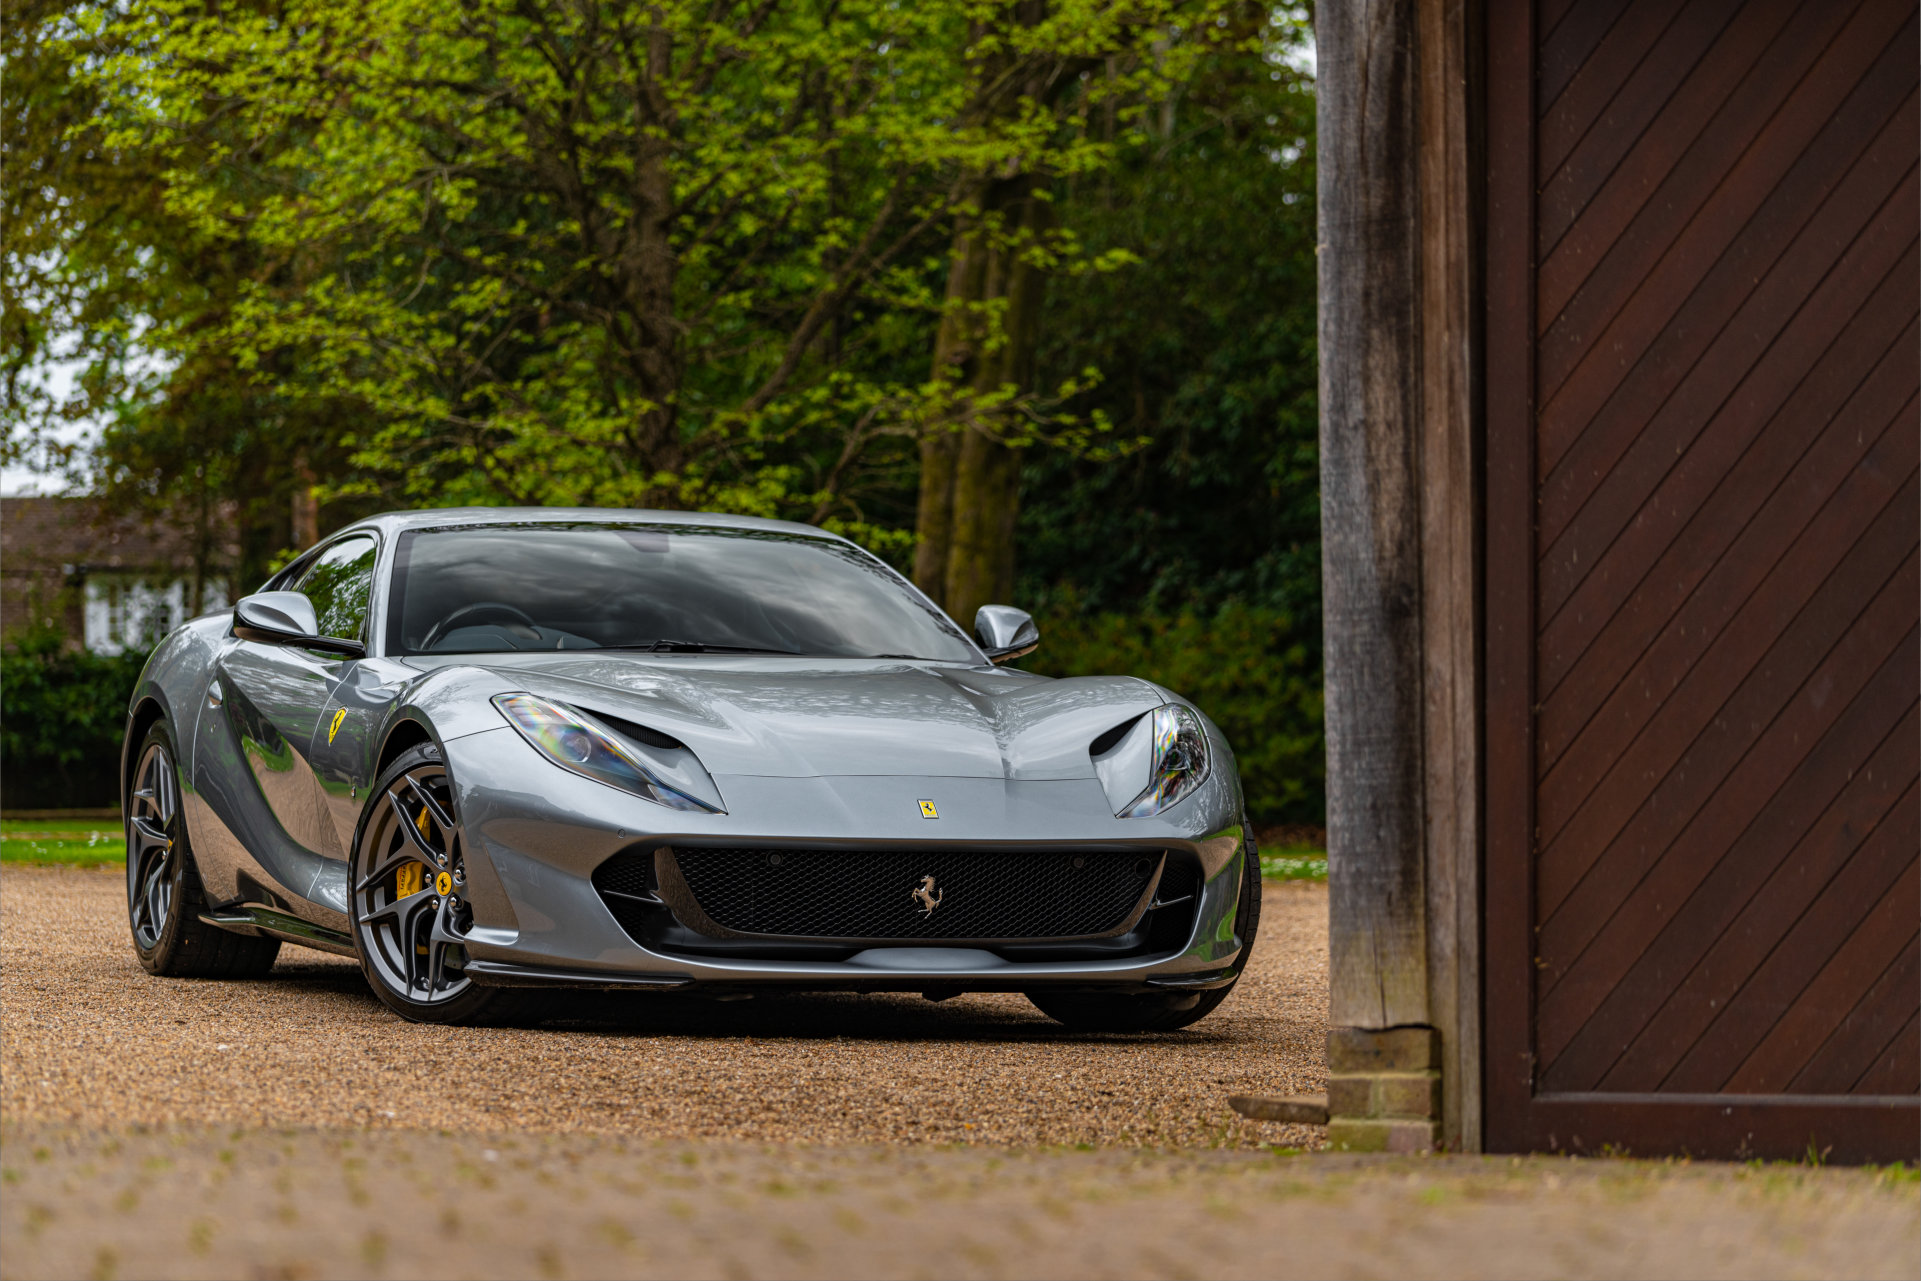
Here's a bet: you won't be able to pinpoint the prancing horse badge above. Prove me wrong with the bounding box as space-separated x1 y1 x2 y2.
912 875 943 917
917 799 939 819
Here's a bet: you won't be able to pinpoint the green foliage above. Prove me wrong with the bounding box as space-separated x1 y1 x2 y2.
5 1 1326 818
0 627 148 808
1012 13 1324 819
65 0 1245 527
1019 14 1318 618
1021 599 1323 823
6 0 382 587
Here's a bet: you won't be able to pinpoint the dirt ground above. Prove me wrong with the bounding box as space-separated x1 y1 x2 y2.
3 865 1916 1280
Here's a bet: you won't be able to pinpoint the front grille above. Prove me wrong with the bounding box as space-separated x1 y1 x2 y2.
594 855 652 900
665 846 1162 941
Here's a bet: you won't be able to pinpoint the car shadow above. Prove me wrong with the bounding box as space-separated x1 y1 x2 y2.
260 953 1242 1045
523 988 1242 1047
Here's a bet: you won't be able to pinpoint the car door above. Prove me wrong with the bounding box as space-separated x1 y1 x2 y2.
213 534 379 885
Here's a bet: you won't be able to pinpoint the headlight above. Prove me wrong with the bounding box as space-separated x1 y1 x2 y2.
492 692 718 812
1119 705 1211 818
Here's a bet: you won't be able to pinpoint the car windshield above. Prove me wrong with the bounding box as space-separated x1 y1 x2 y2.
387 523 980 661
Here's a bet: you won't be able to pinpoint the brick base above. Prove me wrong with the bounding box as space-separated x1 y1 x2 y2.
1326 1117 1441 1154
1326 1025 1441 1154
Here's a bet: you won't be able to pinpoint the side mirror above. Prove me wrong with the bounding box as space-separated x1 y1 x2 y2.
974 605 1040 665
233 591 365 658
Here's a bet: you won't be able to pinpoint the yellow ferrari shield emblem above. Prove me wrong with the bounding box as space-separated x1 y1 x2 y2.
918 799 938 819
435 871 453 896
327 708 348 743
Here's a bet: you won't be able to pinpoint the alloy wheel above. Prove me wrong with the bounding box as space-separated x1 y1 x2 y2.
352 763 473 1006
126 741 179 949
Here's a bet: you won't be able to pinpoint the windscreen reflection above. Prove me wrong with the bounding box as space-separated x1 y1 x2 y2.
388 525 978 662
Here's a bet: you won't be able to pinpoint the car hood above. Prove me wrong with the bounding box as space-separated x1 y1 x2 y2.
403 653 1165 780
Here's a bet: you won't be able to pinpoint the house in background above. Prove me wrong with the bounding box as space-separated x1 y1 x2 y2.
1 497 233 654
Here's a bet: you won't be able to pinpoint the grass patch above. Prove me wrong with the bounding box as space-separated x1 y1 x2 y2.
1260 850 1327 881
1 819 126 866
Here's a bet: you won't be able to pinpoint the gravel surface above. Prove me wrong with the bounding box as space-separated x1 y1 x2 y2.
5 1124 1914 1280
1 866 1329 1150
7 867 1915 1280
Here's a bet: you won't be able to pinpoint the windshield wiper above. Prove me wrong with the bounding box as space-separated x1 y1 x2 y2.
598 640 803 655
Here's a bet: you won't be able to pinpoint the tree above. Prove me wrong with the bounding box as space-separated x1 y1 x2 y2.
1020 4 1317 619
67 0 1226 543
910 3 1064 621
1013 4 1325 822
5 0 375 591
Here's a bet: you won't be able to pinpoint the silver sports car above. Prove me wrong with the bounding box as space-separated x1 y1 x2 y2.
122 509 1262 1028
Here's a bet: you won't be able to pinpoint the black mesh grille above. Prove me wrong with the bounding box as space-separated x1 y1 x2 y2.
594 855 653 899
665 846 1162 941
1154 856 1199 907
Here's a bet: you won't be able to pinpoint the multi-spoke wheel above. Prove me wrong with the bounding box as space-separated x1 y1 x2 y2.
125 720 281 978
349 744 516 1024
127 738 180 951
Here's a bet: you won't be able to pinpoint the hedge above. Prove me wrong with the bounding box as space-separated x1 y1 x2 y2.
1 627 147 810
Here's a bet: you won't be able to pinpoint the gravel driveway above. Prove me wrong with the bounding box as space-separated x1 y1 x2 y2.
1 865 1330 1149
7 1124 1915 1281
6 866 1916 1280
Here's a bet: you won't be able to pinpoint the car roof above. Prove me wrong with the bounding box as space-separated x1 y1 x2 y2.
333 507 849 543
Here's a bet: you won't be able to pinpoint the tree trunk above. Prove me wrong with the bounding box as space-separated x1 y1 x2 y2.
912 193 990 607
913 173 1052 626
944 423 1022 620
291 450 319 550
624 126 683 494
913 432 961 607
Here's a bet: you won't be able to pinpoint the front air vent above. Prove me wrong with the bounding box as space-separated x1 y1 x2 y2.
670 845 1163 943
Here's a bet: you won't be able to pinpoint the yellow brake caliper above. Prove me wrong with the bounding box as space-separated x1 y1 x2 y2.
395 805 431 899
395 860 424 898
396 805 432 954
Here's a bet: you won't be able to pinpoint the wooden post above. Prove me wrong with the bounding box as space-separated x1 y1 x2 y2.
1316 0 1481 1152
1319 0 1428 1035
1416 0 1483 1159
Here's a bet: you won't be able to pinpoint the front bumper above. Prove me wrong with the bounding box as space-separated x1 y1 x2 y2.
441 726 1251 992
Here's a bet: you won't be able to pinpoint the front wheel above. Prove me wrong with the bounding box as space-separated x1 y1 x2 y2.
1027 821 1263 1033
348 744 521 1025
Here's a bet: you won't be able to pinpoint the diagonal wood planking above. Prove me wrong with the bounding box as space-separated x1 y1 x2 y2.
1523 0 1919 1104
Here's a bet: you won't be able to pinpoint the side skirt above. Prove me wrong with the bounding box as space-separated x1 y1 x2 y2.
461 960 695 990
199 904 357 957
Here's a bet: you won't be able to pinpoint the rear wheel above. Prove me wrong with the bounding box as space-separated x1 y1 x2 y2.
1027 821 1263 1032
126 721 281 978
348 744 523 1025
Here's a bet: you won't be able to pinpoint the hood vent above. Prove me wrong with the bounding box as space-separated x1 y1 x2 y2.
1089 712 1147 758
584 708 685 751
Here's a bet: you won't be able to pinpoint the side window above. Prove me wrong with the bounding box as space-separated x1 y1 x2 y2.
295 535 379 642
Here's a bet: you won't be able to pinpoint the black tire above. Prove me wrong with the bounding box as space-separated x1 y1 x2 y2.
347 743 526 1025
1027 821 1264 1033
126 720 282 978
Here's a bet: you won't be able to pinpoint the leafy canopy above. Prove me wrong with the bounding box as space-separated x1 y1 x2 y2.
74 0 1246 539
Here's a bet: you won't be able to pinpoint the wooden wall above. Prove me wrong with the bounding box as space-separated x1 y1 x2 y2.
1484 0 1920 1160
